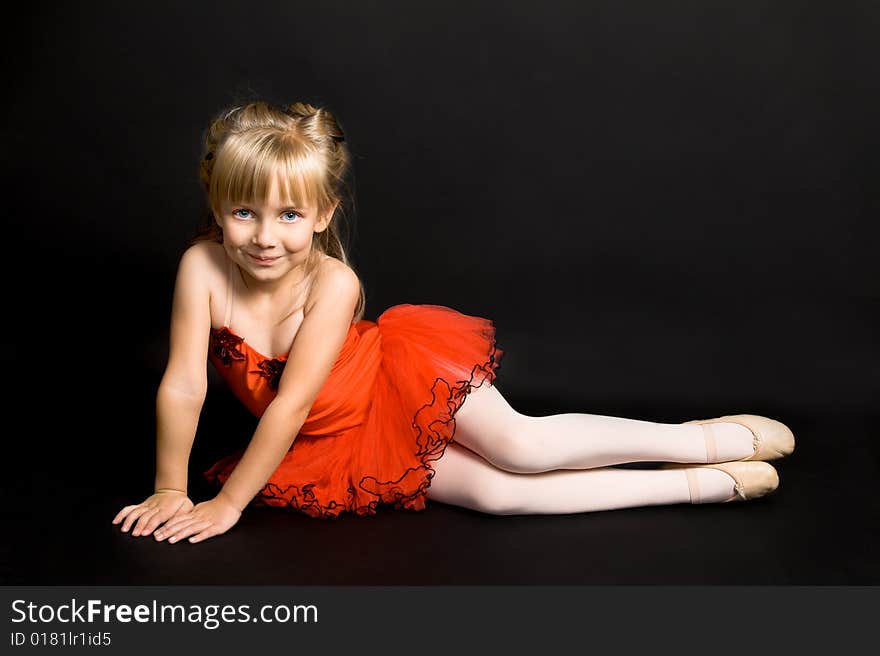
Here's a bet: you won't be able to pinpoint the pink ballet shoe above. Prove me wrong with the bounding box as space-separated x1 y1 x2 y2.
685 414 795 462
662 461 780 503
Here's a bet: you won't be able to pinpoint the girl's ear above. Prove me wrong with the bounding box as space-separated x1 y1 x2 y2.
316 202 339 233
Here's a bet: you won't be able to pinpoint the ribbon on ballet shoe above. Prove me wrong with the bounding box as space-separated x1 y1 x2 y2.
702 424 717 464
684 469 701 504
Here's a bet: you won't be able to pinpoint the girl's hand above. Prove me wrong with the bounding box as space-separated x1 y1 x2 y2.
153 494 242 544
112 490 194 538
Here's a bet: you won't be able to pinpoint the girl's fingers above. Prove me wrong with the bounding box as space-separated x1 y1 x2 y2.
166 521 212 544
121 506 154 533
112 505 138 524
161 513 197 532
154 509 194 541
138 513 164 536
154 520 187 541
188 527 216 543
140 502 184 536
116 498 198 537
132 508 160 536
169 502 194 520
156 517 200 541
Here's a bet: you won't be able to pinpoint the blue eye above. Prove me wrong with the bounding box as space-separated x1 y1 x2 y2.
231 209 301 222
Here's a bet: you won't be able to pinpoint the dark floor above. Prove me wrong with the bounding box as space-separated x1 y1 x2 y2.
3 381 877 584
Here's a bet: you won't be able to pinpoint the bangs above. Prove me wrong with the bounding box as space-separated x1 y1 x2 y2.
209 130 328 210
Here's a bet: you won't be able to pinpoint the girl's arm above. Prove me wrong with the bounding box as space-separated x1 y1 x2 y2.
153 261 359 544
215 261 362 512
154 243 212 493
154 387 204 492
215 400 309 511
111 244 210 538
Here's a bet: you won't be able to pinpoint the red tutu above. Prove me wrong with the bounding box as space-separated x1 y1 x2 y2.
203 303 504 519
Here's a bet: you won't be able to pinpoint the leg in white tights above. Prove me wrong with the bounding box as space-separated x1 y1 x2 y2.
427 383 744 515
452 384 754 473
427 442 737 515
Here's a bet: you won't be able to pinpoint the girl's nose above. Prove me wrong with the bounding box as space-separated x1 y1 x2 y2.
253 224 277 248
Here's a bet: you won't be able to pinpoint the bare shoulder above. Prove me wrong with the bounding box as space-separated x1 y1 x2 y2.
304 256 361 315
163 241 224 396
185 239 224 269
181 240 225 299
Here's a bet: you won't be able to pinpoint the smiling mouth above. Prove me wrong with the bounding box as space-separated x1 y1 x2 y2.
248 253 280 264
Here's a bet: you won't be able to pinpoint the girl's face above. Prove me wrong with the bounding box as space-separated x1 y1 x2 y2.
214 178 334 289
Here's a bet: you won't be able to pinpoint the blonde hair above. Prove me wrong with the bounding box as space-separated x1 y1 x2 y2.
189 100 365 323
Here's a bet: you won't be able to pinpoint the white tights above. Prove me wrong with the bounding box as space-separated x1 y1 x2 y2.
426 385 753 515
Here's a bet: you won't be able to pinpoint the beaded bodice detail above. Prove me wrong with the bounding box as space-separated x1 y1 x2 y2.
208 257 290 391
209 325 287 390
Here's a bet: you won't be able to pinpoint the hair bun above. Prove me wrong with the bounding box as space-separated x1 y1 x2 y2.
284 102 346 143
283 102 318 118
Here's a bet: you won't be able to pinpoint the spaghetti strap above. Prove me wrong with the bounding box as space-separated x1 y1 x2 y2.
223 256 234 328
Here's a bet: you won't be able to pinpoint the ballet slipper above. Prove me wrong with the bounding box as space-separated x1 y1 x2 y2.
686 414 795 462
662 461 780 503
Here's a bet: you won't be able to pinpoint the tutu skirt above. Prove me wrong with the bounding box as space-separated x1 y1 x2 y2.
203 304 504 519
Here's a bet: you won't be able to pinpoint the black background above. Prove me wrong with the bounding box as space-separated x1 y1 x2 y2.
3 1 878 584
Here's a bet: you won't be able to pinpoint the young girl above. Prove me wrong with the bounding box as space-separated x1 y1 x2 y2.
112 100 795 544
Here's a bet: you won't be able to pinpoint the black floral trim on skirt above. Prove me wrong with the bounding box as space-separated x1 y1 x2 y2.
203 335 504 520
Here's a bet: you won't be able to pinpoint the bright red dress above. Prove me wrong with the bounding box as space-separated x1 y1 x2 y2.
202 267 504 520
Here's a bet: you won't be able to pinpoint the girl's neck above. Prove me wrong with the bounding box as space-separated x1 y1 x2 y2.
235 263 310 304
